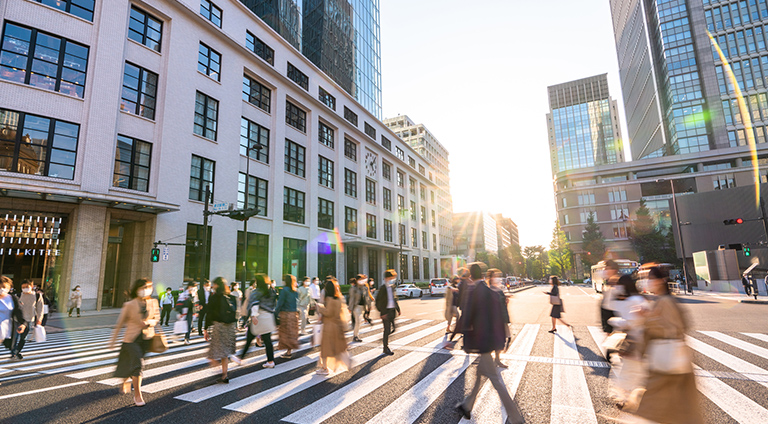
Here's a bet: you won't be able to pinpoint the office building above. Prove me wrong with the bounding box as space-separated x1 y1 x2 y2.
451 212 498 261
0 0 440 310
384 115 454 256
349 0 382 119
240 0 302 51
492 213 519 251
302 0 355 94
546 74 625 175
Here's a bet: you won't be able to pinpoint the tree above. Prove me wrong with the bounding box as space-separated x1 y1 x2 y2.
548 220 573 279
581 212 606 269
523 245 548 279
631 200 677 264
497 244 524 276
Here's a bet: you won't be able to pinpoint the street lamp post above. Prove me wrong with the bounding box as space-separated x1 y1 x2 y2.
242 143 264 291
659 178 691 294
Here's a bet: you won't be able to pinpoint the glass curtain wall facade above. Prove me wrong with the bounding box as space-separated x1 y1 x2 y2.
302 0 354 93
241 0 302 50
547 74 624 175
350 0 381 118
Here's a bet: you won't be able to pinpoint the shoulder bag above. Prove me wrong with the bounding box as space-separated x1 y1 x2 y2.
250 305 276 335
549 294 561 305
148 328 168 353
646 298 692 374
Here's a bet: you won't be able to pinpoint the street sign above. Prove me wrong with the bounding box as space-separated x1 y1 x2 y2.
212 201 229 212
162 246 170 261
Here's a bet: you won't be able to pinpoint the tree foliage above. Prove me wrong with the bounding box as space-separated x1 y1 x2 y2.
522 245 548 279
631 200 678 264
548 220 573 278
581 212 606 268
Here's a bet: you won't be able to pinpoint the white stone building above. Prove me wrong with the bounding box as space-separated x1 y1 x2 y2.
0 0 440 311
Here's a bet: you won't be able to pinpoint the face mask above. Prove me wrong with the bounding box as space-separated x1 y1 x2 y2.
204 286 211 292
75 288 81 292
359 279 368 286
22 288 32 294
303 281 310 286
140 288 152 298
0 288 9 296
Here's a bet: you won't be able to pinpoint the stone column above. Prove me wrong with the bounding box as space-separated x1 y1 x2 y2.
67 205 109 311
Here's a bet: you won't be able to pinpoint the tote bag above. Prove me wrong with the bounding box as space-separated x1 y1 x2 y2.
250 305 276 335
173 319 188 335
646 339 692 374
549 295 561 305
34 325 47 343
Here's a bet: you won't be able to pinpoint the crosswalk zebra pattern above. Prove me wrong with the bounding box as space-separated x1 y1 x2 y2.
3 320 768 423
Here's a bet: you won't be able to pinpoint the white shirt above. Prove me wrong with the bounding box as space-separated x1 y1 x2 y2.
0 296 13 340
309 283 321 300
610 294 647 341
385 281 395 309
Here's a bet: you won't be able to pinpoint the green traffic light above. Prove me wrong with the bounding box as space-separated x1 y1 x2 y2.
151 248 160 262
745 247 751 256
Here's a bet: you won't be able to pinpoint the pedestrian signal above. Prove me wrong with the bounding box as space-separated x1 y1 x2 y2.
744 246 752 256
723 218 744 225
151 248 160 262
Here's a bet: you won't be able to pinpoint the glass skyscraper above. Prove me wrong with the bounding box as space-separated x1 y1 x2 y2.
241 0 302 51
349 0 382 119
302 0 355 94
546 74 625 175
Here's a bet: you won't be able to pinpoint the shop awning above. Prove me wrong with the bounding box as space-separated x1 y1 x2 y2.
0 187 180 214
340 236 413 252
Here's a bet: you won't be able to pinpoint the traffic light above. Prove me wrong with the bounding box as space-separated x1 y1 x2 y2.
723 218 745 225
151 248 160 262
227 208 261 221
744 246 752 256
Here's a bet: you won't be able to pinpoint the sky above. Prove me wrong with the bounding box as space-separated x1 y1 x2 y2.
380 0 627 248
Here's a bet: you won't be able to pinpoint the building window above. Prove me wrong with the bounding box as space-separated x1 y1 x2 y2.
344 139 357 161
318 155 334 188
185 223 211 280
345 207 357 234
344 106 358 126
283 187 305 223
319 121 334 148
0 108 79 180
344 168 357 197
194 91 218 140
242 75 271 113
400 252 409 279
34 0 95 20
364 122 376 139
128 6 162 52
382 162 391 180
396 147 404 161
410 201 416 221
287 62 308 90
431 210 436 227
381 135 391 150
121 63 158 120
383 187 392 210
237 173 268 215
200 0 222 26
284 139 305 177
577 192 595 206
366 214 377 238
318 198 335 230
423 257 430 279
197 42 221 81
365 179 376 204
609 207 629 222
283 238 307 277
608 189 627 203
408 156 416 168
285 101 306 132
411 228 418 247
237 231 269 279
319 87 336 110
384 219 393 242
240 117 269 162
420 185 426 200
433 233 437 251
0 22 89 98
412 256 420 280
431 191 435 203
189 154 215 201
713 174 736 190
562 197 567 208
422 231 427 248
409 178 416 195
114 135 151 192
399 224 406 245
420 206 426 224
398 195 405 212
397 171 404 187
246 31 274 65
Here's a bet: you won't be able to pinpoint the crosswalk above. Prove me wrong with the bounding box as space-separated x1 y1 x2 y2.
3 320 768 423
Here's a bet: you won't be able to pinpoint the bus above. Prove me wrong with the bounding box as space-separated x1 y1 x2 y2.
591 259 639 293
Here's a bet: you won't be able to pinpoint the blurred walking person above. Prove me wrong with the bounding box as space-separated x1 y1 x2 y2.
298 277 312 335
0 276 26 360
231 282 243 330
316 277 350 374
175 282 197 344
204 277 241 383
375 270 400 356
634 266 702 423
240 274 277 368
110 278 160 406
197 280 212 336
600 260 620 333
544 276 571 333
14 280 44 360
275 274 300 359
159 287 174 326
456 263 523 424
448 267 475 347
444 276 460 334
35 286 50 327
68 285 82 317
487 270 511 367
348 274 372 343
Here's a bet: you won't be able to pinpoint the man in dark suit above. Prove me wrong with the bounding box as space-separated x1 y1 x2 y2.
375 269 400 356
197 280 212 336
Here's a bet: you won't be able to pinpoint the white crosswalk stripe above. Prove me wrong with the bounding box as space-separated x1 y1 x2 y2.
8 319 768 424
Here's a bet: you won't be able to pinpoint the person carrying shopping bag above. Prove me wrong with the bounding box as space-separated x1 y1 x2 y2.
203 277 241 384
348 274 372 343
240 274 277 368
544 276 572 333
297 277 312 335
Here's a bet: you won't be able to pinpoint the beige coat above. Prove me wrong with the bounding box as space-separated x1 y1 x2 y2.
317 297 350 372
110 298 160 346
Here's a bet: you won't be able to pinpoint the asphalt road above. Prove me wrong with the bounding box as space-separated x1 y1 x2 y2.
2 284 768 423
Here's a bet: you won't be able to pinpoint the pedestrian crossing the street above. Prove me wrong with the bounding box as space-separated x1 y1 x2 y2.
4 320 768 423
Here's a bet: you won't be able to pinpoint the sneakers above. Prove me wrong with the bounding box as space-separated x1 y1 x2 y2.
262 361 275 369
315 368 329 375
229 355 242 366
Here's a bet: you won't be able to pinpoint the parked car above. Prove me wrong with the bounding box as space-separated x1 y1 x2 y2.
506 277 520 289
396 284 423 298
429 278 448 296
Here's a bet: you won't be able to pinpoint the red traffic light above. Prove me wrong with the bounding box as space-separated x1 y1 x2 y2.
736 218 744 224
724 218 746 225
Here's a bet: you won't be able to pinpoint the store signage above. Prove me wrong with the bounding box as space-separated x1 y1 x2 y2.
0 248 62 256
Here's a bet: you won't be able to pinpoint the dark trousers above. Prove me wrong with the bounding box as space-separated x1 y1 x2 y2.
600 307 615 333
2 335 16 356
241 328 274 362
15 325 30 354
41 313 48 327
160 304 172 325
382 308 396 352
185 310 195 341
197 308 207 334
68 307 80 316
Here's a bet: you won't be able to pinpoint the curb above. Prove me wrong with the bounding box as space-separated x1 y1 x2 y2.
740 299 768 304
509 284 536 294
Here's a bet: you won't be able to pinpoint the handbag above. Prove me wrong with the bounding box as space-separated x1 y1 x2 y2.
313 323 323 346
173 319 188 335
309 304 316 316
250 305 276 335
549 295 561 305
601 332 627 352
646 338 693 374
148 329 169 353
34 325 47 343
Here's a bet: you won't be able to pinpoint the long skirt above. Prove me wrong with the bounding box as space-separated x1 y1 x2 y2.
114 337 150 378
277 311 299 350
635 371 703 423
550 303 563 319
320 319 350 372
207 322 236 360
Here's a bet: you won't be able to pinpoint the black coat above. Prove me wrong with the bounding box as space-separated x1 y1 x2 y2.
2 295 27 350
205 293 237 327
375 283 400 314
462 282 508 354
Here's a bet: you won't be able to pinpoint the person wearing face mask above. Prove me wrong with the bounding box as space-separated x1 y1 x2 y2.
375 270 401 356
14 280 44 360
308 277 322 311
197 280 212 337
109 278 160 407
160 288 175 326
175 282 198 344
68 285 83 317
297 277 312 335
0 276 27 361
486 270 510 368
230 283 243 331
36 286 50 327
348 274 372 343
274 274 300 359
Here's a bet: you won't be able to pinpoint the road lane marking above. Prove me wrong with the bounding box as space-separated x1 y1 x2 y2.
587 326 607 358
576 287 593 296
694 364 768 423
0 381 88 400
699 331 768 360
686 336 768 387
551 325 598 424
742 332 768 344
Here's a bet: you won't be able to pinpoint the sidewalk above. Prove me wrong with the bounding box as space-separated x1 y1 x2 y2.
690 290 768 304
45 308 123 333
